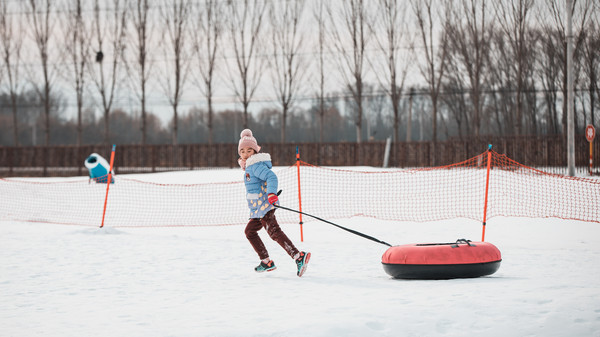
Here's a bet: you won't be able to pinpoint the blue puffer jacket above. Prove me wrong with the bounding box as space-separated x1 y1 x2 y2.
243 153 279 218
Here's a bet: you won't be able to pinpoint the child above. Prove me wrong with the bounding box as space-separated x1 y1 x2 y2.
238 129 311 277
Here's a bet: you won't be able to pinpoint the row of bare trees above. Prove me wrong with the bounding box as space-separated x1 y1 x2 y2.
0 0 599 149
1 0 302 146
440 0 598 140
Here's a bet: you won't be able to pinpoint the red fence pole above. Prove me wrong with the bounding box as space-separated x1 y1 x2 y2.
481 144 492 242
296 146 304 242
100 144 116 228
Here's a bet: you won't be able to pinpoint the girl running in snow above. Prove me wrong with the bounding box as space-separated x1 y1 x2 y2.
237 129 311 277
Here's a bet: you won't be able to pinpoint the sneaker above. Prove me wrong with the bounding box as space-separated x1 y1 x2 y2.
295 251 311 277
255 260 277 273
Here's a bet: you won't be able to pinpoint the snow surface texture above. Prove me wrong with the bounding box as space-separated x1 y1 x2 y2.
2 170 600 337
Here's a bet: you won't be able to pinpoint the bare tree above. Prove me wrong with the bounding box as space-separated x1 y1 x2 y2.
192 0 223 144
540 0 592 135
537 27 561 134
0 0 24 146
269 0 305 143
446 0 491 136
328 0 372 144
226 0 267 129
493 0 538 135
582 14 600 126
521 32 540 134
90 0 127 145
406 87 415 141
441 59 470 137
126 0 154 145
371 0 411 145
412 0 450 163
594 2 600 106
159 0 191 145
27 0 57 147
312 0 327 144
63 0 90 146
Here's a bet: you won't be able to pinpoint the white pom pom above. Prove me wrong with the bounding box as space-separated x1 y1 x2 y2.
240 129 253 138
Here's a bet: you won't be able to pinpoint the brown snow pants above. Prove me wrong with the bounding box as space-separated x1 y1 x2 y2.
245 210 299 261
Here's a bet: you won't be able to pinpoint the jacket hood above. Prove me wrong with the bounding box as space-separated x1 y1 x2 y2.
246 153 272 168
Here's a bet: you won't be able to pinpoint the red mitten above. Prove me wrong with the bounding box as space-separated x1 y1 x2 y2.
267 193 279 205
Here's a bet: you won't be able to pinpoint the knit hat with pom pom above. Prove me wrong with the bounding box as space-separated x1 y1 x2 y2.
238 129 261 154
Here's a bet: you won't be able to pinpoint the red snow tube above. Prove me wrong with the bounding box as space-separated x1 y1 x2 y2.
382 239 501 279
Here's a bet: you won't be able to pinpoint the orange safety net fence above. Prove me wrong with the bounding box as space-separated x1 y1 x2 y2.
281 151 600 225
1 150 599 227
485 151 600 222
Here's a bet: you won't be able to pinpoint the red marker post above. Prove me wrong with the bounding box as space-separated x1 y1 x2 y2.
100 145 116 228
586 125 595 176
296 147 304 242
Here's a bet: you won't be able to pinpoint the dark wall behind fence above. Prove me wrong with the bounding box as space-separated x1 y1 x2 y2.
0 136 598 177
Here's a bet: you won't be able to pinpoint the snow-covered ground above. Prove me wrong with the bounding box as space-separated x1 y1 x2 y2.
2 170 600 337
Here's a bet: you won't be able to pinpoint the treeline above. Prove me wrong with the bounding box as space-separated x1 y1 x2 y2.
0 90 397 145
0 0 599 147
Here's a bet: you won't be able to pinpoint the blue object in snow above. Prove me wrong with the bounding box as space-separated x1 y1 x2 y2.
84 153 114 184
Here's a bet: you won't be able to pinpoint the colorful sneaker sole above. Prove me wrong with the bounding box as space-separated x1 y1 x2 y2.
297 252 311 277
255 265 277 273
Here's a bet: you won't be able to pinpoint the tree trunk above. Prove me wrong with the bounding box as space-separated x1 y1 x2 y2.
11 93 18 146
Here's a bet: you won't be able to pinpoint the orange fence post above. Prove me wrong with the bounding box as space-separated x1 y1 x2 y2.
481 144 492 242
100 144 116 228
296 146 304 242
